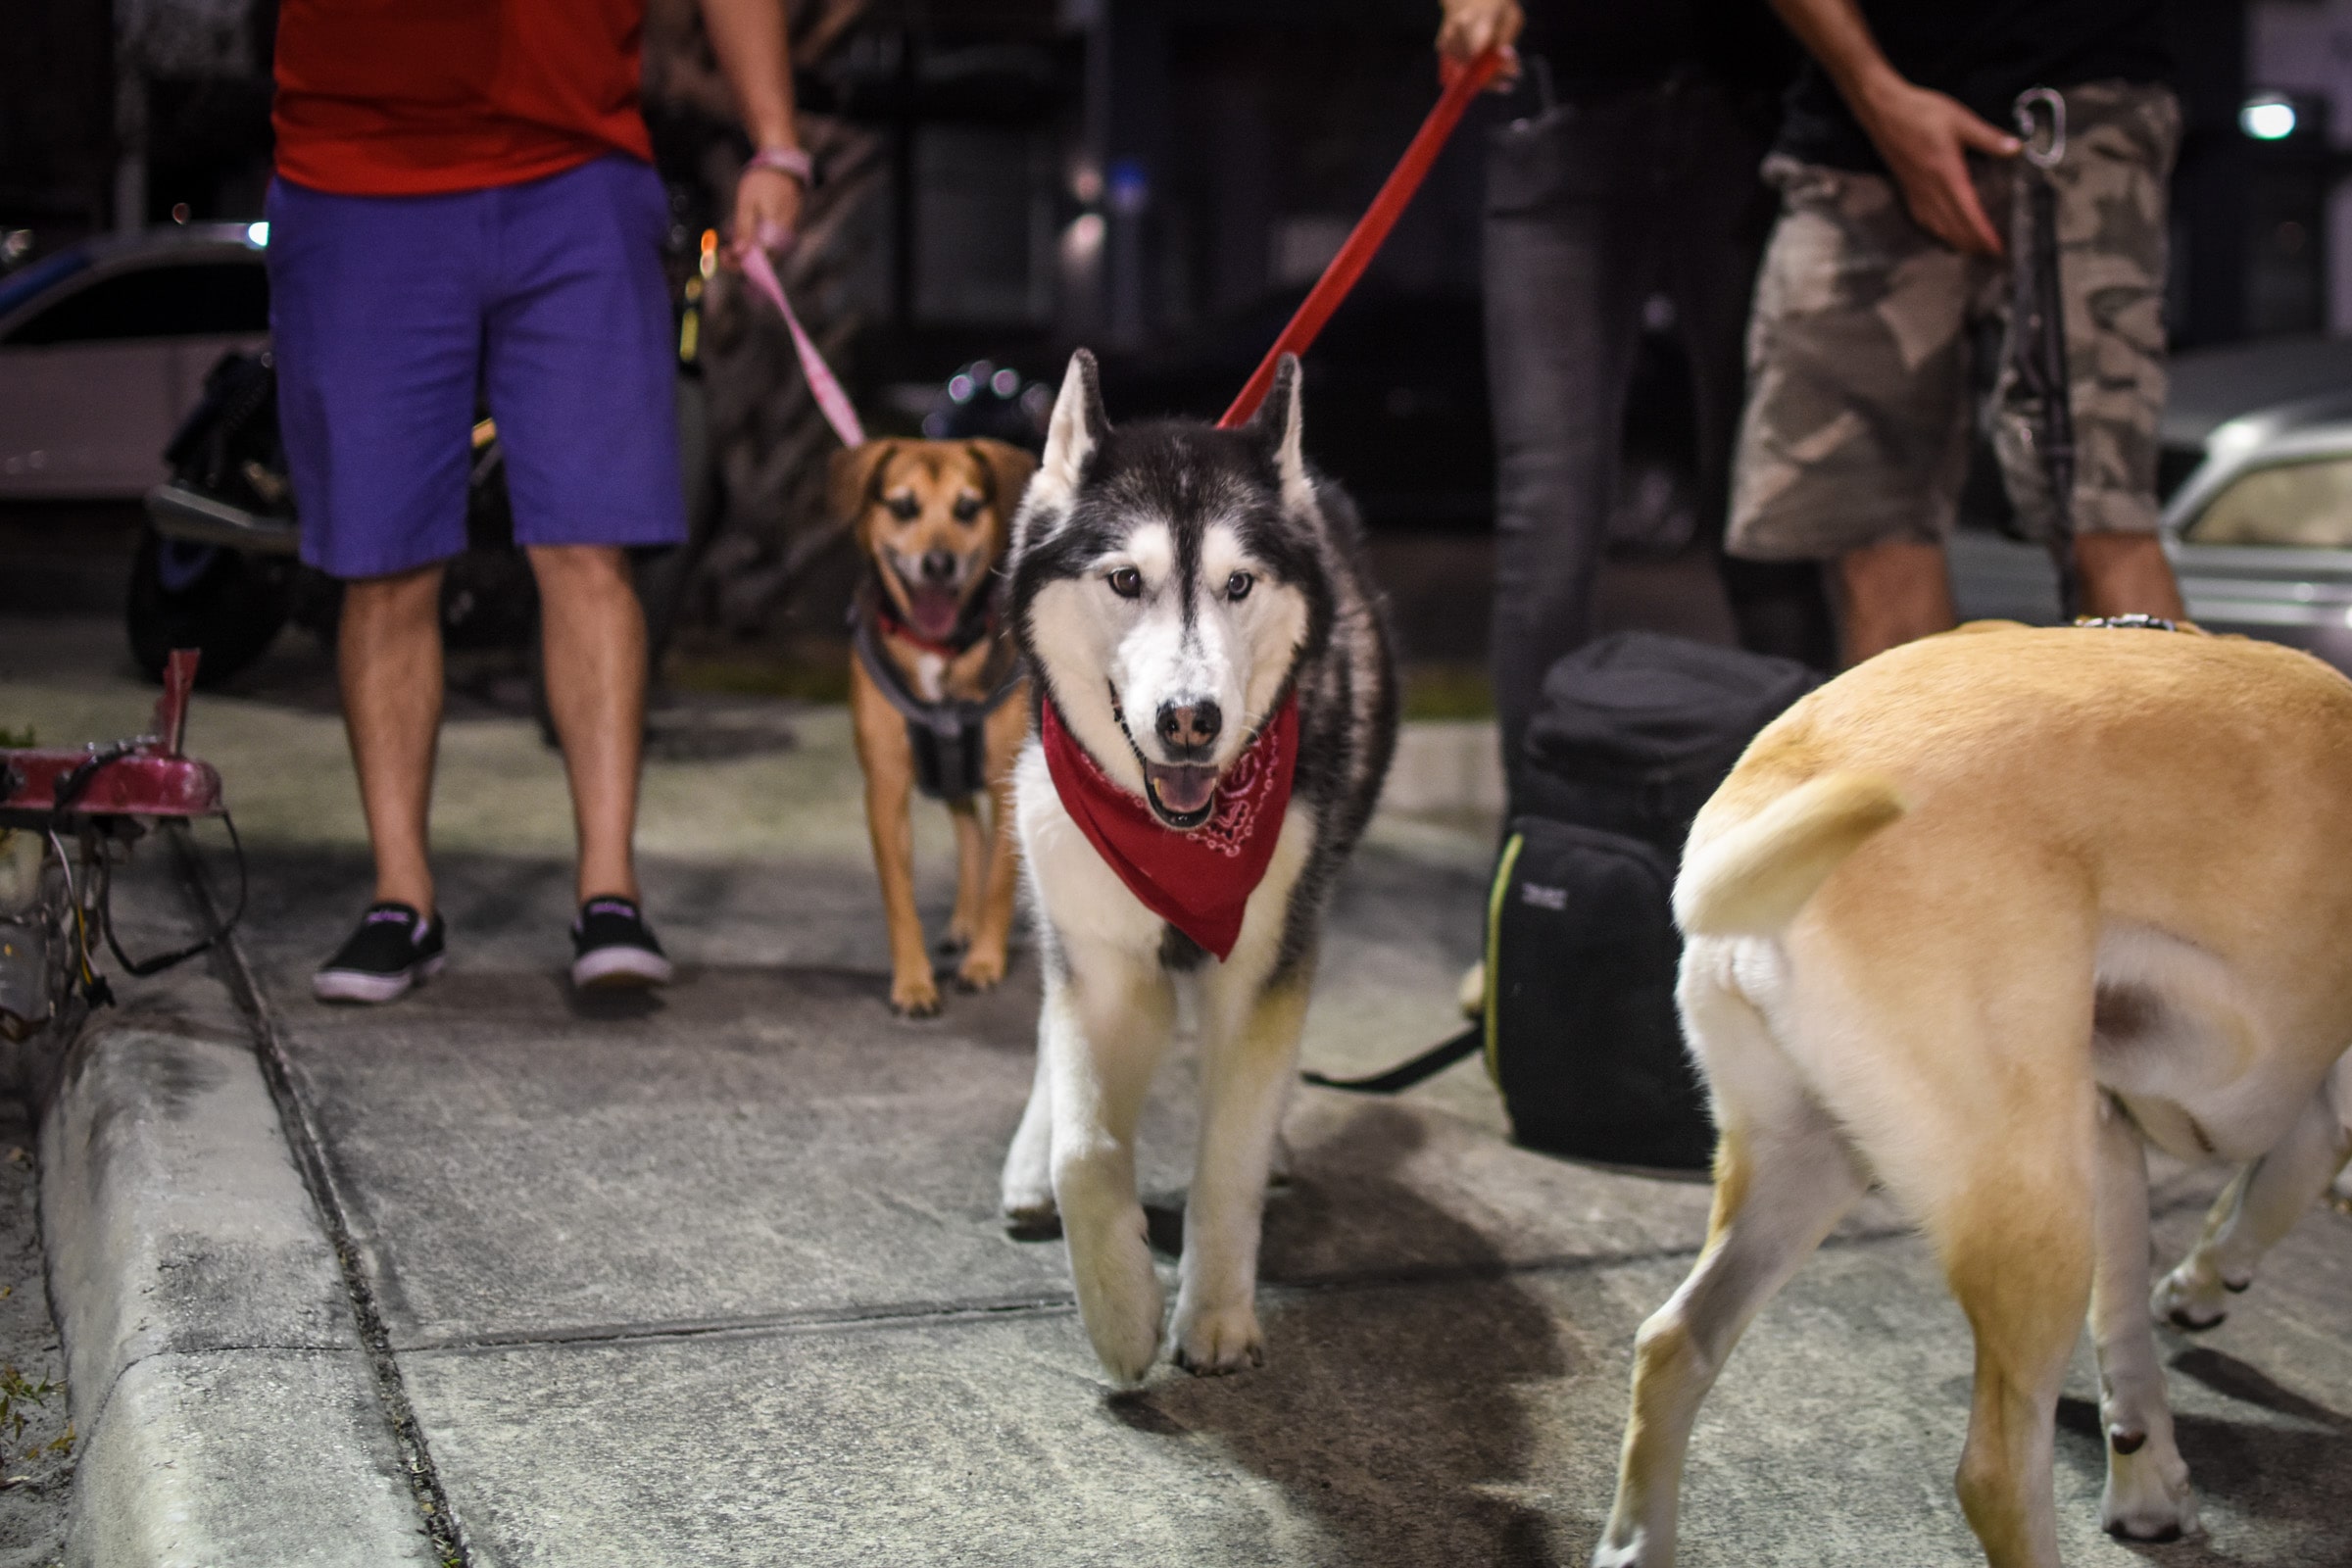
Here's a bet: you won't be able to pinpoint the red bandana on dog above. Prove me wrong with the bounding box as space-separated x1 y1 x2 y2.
1040 693 1299 960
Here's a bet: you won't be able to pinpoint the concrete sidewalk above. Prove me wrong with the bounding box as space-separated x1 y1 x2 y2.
8 617 2352 1566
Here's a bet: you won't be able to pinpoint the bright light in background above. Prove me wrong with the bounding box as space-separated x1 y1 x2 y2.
1061 212 1105 267
2241 94 2297 140
245 221 269 247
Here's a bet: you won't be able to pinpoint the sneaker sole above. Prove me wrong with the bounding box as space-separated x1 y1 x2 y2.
571 946 674 990
314 952 447 1005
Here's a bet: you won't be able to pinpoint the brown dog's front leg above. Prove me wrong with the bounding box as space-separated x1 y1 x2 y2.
956 697 1028 993
851 668 939 1015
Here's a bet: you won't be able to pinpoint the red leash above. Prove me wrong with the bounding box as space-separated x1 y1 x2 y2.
1218 48 1507 429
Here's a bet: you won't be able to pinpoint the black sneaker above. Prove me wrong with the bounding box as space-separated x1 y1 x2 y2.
314 903 445 1004
570 896 673 989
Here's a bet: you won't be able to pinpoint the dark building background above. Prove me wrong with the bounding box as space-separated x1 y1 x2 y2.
2 0 2327 652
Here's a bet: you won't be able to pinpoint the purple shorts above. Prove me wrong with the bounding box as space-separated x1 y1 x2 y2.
267 156 686 580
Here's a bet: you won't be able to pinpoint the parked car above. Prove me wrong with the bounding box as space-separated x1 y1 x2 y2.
1953 334 2352 672
0 223 270 499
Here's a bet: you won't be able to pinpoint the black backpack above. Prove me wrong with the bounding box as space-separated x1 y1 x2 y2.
1311 632 1819 1172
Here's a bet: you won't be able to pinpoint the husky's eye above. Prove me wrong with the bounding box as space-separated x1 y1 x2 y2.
952 494 982 522
1225 571 1254 601
885 494 919 521
1107 566 1143 599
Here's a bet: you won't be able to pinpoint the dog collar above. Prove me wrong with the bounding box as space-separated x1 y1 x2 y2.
872 594 997 661
1039 692 1299 961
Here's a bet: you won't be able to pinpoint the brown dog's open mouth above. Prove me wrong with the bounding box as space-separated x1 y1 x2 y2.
893 579 963 643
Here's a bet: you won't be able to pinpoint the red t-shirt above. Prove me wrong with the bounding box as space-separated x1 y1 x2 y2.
273 0 655 196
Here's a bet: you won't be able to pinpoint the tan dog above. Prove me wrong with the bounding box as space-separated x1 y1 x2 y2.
1595 623 2352 1568
834 439 1036 1015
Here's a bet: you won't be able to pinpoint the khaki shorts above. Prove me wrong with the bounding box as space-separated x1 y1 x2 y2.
1728 82 2180 561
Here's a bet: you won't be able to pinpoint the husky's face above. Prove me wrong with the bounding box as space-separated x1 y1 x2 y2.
1009 351 1330 830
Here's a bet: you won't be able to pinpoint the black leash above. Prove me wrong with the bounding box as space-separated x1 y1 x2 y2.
2011 87 2082 620
1302 1022 1483 1094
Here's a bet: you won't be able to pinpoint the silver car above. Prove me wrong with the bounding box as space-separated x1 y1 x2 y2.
1953 336 2352 670
0 223 270 500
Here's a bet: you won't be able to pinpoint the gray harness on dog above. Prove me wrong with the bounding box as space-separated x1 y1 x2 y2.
850 595 1025 801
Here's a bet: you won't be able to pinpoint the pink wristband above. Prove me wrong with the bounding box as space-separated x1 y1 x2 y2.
743 146 812 184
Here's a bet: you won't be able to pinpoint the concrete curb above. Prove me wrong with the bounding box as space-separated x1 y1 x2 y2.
42 1023 437 1566
1385 719 1504 817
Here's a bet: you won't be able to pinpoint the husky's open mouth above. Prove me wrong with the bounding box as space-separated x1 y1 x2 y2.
1112 684 1221 829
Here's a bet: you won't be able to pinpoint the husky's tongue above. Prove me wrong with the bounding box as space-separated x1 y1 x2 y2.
904 586 961 642
1144 761 1219 820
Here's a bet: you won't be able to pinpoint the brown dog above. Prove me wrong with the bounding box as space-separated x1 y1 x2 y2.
832 438 1036 1015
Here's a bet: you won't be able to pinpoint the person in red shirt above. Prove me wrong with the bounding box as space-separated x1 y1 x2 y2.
276 1 807 1002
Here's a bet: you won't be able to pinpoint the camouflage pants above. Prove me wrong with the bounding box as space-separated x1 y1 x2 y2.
1728 82 2180 560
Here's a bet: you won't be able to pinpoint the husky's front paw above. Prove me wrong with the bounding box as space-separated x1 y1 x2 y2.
1172 1298 1264 1376
2102 1434 2200 1543
1590 1532 1657 1568
1068 1211 1165 1385
1002 1178 1059 1240
2152 1258 2241 1332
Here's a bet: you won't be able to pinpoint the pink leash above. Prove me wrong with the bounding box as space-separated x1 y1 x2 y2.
737 238 867 449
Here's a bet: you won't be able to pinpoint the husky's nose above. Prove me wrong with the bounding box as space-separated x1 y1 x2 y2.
919 550 958 585
1155 699 1221 758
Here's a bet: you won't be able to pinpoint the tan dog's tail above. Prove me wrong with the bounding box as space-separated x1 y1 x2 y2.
1674 773 1908 937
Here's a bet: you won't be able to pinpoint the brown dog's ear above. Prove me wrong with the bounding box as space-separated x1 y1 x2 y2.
828 441 898 529
965 439 1038 525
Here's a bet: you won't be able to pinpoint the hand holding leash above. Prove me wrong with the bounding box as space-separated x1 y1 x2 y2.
732 146 808 261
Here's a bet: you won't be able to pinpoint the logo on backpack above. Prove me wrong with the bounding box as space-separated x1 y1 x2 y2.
1520 883 1568 910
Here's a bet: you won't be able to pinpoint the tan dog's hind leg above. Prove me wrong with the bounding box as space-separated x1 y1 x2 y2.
1048 952 1178 1385
1595 968 1866 1568
1172 976 1312 1376
2088 1095 2198 1541
1939 1182 2093 1568
2153 1060 2352 1331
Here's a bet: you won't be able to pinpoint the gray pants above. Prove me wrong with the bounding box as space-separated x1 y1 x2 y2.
1482 72 1832 783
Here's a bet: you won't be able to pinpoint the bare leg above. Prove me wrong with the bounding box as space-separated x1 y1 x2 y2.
1172 977 1312 1375
2088 1096 2197 1541
339 564 447 913
1834 538 1956 666
1595 979 1866 1568
1048 950 1178 1385
528 545 647 906
2154 1073 2352 1330
2076 532 2185 622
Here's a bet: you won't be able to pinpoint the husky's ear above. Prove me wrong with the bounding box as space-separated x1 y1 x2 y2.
1247 353 1313 516
1031 349 1108 514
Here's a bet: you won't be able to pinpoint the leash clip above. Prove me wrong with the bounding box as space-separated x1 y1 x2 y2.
2014 87 2066 171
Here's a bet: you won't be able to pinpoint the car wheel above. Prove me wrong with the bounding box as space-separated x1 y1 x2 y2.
125 526 294 686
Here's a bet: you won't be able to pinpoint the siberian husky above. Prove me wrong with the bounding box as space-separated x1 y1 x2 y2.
995 350 1396 1384
1597 623 2352 1567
